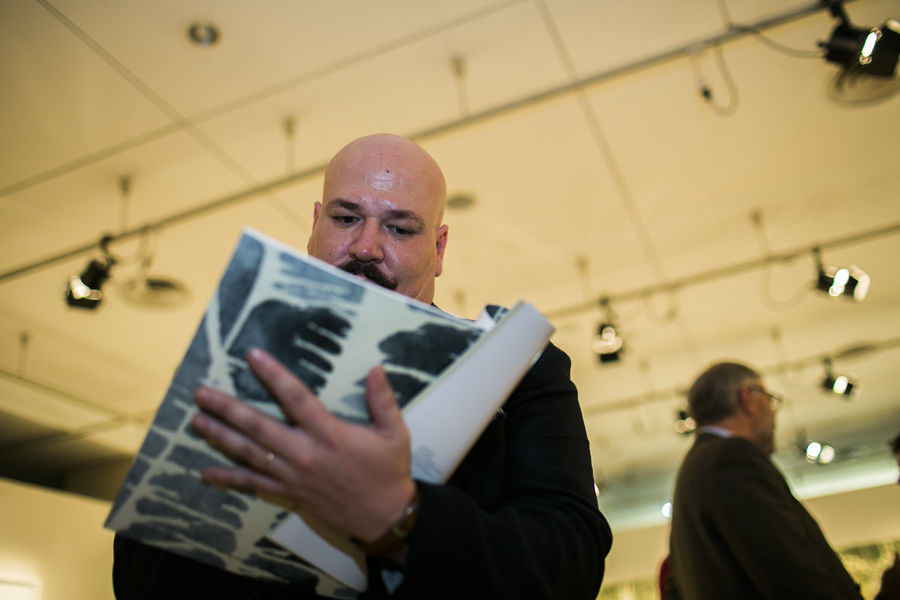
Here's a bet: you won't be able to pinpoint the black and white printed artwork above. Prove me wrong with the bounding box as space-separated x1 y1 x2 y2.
105 229 485 598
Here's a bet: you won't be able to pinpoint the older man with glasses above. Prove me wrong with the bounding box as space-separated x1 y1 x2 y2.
664 361 864 600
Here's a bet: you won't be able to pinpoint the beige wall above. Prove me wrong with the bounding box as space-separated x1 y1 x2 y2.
0 478 114 600
602 520 669 585
804 483 900 550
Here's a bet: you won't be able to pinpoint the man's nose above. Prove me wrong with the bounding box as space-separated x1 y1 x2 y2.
348 221 384 262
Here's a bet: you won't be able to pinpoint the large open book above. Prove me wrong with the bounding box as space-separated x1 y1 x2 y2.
105 228 554 597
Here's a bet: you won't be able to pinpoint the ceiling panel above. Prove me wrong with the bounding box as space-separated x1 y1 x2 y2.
49 0 515 115
0 0 172 189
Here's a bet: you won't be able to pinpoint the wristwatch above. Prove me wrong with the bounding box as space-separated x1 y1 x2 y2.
354 486 421 561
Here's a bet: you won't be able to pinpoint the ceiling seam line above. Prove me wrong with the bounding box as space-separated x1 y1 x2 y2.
2 0 529 200
0 122 182 199
581 334 900 416
34 0 308 228
534 0 702 363
181 0 531 126
534 0 669 284
0 366 137 421
545 220 900 320
409 0 841 141
6 0 836 203
0 160 330 283
0 415 135 455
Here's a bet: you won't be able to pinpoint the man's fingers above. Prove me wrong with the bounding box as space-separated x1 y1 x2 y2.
192 388 313 482
201 464 290 501
246 348 330 428
365 365 404 432
194 386 282 442
191 407 281 472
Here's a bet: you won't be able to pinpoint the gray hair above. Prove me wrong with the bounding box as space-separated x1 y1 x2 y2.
688 362 760 426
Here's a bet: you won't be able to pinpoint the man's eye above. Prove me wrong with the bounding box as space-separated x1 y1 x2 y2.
332 215 358 226
389 226 414 237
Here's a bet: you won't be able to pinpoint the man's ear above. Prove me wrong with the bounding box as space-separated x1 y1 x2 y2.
307 202 322 254
737 385 755 416
434 224 449 277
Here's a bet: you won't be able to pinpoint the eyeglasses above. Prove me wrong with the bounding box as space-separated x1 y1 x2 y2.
747 385 783 410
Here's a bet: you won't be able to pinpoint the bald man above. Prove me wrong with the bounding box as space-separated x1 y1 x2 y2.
113 134 612 600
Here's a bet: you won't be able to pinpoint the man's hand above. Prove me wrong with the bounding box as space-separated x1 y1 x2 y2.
190 347 417 544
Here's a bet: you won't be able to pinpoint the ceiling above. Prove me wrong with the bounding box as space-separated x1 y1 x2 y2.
1 0 899 530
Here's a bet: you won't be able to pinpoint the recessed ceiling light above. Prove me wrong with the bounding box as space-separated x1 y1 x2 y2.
188 22 220 47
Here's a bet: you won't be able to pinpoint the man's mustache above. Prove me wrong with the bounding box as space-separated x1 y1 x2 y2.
339 260 398 291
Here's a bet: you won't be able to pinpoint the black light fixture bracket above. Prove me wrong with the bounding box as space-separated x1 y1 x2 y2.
593 297 625 364
64 234 116 310
819 0 900 77
823 0 850 24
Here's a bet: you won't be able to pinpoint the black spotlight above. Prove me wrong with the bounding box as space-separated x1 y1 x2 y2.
804 440 836 464
822 373 857 397
65 258 112 309
593 298 624 364
815 264 870 301
673 409 697 435
813 248 869 302
592 322 624 363
820 3 900 77
821 358 859 398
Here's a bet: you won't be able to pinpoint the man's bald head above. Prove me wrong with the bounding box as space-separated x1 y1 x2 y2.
307 134 449 303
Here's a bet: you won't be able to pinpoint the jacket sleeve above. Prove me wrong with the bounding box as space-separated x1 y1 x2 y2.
380 343 613 599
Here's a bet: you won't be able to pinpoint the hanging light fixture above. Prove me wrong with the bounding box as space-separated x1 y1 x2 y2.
795 429 837 465
805 440 836 464
593 298 624 364
673 409 697 435
813 247 870 302
820 2 900 78
821 358 860 398
593 323 623 363
65 235 115 310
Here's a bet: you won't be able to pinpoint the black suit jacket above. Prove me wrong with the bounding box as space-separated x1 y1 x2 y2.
667 433 862 600
114 343 612 599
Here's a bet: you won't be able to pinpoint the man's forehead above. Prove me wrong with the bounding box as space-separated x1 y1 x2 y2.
325 174 442 223
322 134 446 225
366 170 403 192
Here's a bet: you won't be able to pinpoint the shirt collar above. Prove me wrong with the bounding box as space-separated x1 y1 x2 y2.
696 425 734 438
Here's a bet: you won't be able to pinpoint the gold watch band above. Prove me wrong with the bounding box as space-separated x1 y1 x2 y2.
354 486 421 558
